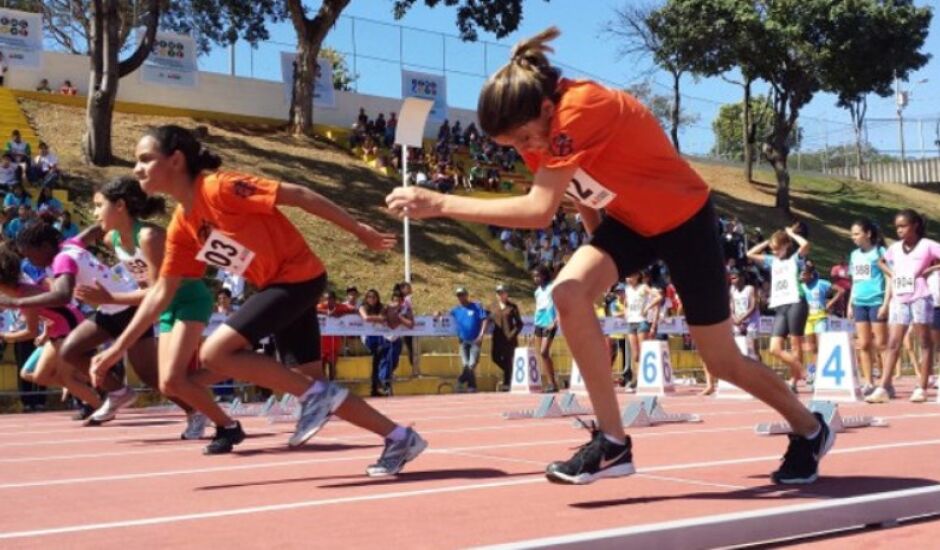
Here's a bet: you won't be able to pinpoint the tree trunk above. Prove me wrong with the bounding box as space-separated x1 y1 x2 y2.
742 79 753 182
670 71 681 153
771 155 790 213
82 0 159 166
286 0 351 137
289 41 319 136
854 129 864 181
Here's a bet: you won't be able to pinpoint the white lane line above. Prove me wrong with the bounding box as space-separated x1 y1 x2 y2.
2 438 940 539
1 434 939 491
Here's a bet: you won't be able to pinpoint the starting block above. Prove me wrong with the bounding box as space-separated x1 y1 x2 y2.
227 395 278 418
267 395 301 424
559 393 592 415
755 400 889 435
503 395 565 420
620 396 702 428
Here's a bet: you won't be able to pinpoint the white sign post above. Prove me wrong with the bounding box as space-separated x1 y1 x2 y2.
636 340 674 396
394 97 433 284
569 360 587 395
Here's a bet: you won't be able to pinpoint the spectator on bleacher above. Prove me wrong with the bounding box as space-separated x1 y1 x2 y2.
829 258 851 317
362 135 379 159
464 122 479 144
36 186 63 221
437 119 450 143
3 182 31 213
380 287 414 394
359 288 390 397
318 290 356 381
35 79 52 93
4 204 34 239
451 120 463 145
374 113 386 138
344 286 360 308
468 162 485 190
54 210 79 239
215 269 246 304
396 281 419 377
0 51 7 87
538 238 554 270
532 266 559 392
205 288 236 337
30 141 59 188
59 80 77 95
489 283 522 390
413 169 431 190
431 163 454 194
6 130 32 171
0 153 19 189
357 107 368 128
450 287 489 392
385 113 397 147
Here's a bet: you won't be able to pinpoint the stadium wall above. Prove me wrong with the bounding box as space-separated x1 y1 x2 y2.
4 51 477 137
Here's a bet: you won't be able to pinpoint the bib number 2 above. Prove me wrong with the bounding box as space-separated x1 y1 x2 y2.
196 230 255 276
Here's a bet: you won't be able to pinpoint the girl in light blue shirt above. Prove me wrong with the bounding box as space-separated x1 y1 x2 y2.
847 218 887 393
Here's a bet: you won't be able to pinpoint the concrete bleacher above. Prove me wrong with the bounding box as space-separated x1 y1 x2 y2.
0 88 40 154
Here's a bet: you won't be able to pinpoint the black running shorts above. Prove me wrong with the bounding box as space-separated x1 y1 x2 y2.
223 275 327 366
590 198 730 326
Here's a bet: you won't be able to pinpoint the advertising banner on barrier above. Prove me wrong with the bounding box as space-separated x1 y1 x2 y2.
318 314 853 337
401 69 447 121
140 31 198 87
0 8 43 69
280 52 336 109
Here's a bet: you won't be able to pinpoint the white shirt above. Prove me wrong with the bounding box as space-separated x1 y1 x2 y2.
0 163 16 185
34 152 58 172
625 284 649 323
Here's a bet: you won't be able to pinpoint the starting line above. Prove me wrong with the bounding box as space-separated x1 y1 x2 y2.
756 401 889 436
475 484 940 550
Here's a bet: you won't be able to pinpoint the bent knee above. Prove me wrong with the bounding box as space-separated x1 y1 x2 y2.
550 280 591 314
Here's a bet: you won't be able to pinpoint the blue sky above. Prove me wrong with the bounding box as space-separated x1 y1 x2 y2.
195 0 940 156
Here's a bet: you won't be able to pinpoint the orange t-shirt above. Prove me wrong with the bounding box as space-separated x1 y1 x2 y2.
161 171 325 287
521 79 710 236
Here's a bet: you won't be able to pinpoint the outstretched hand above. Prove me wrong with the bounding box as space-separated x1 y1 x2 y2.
90 347 123 388
75 281 113 306
356 223 397 251
385 187 445 220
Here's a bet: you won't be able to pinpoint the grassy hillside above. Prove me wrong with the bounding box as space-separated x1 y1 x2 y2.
21 100 532 312
697 160 940 267
20 99 940 312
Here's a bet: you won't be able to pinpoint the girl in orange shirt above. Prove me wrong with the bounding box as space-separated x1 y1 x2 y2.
387 27 832 485
91 125 425 476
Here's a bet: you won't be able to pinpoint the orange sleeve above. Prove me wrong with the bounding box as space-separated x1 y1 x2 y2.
210 172 279 215
541 83 619 171
160 209 207 279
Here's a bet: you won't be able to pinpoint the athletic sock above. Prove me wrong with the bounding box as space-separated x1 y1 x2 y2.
300 380 328 401
603 433 626 447
387 425 408 442
805 423 821 441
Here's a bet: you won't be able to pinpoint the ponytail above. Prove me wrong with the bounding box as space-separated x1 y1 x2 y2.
852 218 884 248
478 26 562 137
99 177 166 219
146 125 223 178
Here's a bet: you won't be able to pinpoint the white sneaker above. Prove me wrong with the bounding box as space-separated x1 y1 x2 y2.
865 387 889 404
181 412 209 440
910 387 927 403
85 387 137 426
366 428 428 477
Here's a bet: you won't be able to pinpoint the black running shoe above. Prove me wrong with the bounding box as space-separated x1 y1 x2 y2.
546 425 635 485
772 412 835 485
72 404 95 421
203 422 246 455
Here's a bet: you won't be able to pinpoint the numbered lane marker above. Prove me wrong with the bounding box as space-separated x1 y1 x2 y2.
569 360 587 395
813 331 861 402
510 347 542 394
636 340 674 396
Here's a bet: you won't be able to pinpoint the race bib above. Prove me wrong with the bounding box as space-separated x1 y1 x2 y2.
565 169 616 209
770 259 799 307
894 273 915 295
196 230 255 276
123 258 150 283
853 263 871 281
733 297 750 316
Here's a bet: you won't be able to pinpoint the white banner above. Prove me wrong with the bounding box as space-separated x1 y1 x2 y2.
318 314 854 337
401 69 447 122
140 31 198 88
280 52 336 109
0 9 43 69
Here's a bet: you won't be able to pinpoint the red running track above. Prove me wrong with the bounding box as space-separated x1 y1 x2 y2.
0 381 939 549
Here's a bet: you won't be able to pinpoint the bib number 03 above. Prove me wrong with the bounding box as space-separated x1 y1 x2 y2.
196 230 256 276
